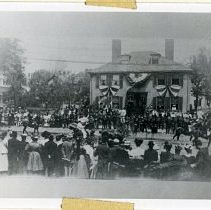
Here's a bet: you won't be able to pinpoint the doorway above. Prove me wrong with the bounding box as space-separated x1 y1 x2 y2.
126 92 148 116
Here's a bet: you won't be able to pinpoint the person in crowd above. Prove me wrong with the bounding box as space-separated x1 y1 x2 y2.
94 131 110 179
61 135 74 176
129 138 145 160
173 146 183 161
173 126 184 141
160 142 173 163
7 131 20 175
144 141 158 165
108 138 130 178
44 135 57 176
25 135 44 175
55 135 65 176
73 148 90 179
0 132 8 175
18 134 29 174
193 140 210 177
183 144 196 165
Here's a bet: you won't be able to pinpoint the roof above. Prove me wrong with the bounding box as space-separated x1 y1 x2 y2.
87 51 192 74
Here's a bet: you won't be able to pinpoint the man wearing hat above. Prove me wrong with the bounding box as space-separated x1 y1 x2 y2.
44 135 57 176
18 134 29 174
144 141 158 165
7 131 20 175
93 131 110 179
61 135 74 176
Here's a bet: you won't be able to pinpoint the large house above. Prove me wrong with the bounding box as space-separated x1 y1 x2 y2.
87 39 192 115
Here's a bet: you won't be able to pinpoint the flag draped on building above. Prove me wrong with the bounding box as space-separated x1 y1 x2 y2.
99 84 120 96
155 84 181 97
126 73 151 86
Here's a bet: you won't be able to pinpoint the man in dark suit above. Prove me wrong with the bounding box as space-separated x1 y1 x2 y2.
144 141 158 165
44 135 57 176
7 131 20 175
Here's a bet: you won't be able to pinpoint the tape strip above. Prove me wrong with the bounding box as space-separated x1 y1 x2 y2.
85 0 137 9
62 198 134 210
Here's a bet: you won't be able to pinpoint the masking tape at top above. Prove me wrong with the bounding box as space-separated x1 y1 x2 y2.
62 198 134 210
86 0 137 9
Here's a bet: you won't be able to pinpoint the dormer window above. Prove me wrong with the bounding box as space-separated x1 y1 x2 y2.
120 54 131 64
150 53 161 64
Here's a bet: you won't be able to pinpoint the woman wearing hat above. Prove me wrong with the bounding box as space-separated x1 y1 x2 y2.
193 140 210 176
160 142 173 164
25 135 44 175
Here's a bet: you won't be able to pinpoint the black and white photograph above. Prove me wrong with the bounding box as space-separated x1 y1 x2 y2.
0 11 211 198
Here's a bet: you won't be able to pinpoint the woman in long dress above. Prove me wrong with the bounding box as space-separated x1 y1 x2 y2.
0 132 8 174
25 136 44 175
72 149 89 179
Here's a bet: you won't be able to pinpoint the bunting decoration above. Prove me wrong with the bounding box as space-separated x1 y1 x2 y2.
155 84 181 97
126 73 151 86
99 84 120 96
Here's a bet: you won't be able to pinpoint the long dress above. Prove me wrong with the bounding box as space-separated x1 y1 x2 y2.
72 155 89 179
0 141 8 172
26 142 44 172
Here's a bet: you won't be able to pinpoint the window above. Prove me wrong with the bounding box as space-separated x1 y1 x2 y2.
157 97 165 110
151 56 159 64
112 96 123 109
171 75 180 85
112 74 120 86
100 75 107 86
171 97 179 110
127 93 134 102
150 53 160 64
153 96 182 111
157 75 166 85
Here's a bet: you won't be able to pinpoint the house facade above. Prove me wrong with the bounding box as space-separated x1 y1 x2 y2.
87 39 192 114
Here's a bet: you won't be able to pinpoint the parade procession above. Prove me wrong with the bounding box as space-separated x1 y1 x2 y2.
0 36 211 181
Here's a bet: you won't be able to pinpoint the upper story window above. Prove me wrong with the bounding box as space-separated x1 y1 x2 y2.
112 74 120 86
172 75 180 85
100 74 107 86
150 53 161 64
157 75 166 85
151 56 159 64
120 54 131 64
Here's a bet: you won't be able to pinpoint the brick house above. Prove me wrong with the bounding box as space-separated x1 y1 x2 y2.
87 39 192 115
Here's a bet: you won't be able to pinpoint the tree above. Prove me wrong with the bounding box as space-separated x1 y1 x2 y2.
190 49 211 112
25 68 90 109
0 38 26 107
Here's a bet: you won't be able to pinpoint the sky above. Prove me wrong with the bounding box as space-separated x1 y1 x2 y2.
0 12 211 74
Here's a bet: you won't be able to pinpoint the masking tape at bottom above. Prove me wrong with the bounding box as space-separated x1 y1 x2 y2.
85 0 137 9
62 198 134 210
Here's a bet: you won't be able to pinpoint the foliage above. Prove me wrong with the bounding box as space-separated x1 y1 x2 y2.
25 69 90 109
0 38 26 107
190 49 211 111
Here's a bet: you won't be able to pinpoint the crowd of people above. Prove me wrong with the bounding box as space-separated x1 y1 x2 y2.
0 125 210 179
0 104 210 179
0 105 209 140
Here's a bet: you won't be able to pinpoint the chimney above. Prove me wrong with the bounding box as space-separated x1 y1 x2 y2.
165 39 174 61
112 39 121 63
